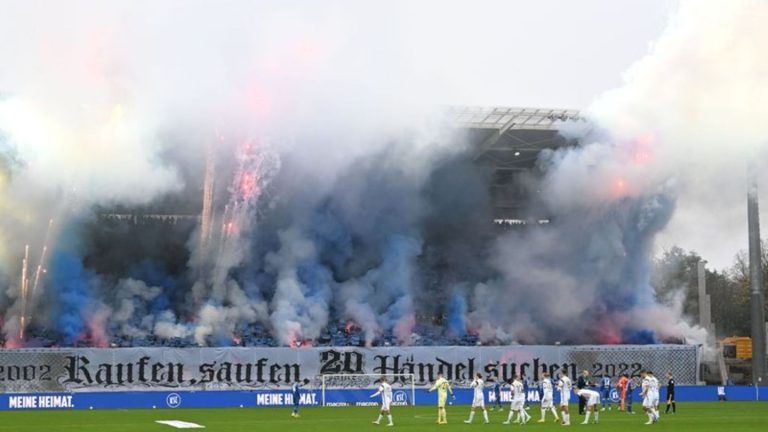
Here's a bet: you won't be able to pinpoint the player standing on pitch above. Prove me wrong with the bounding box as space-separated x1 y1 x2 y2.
600 374 612 411
641 371 660 425
428 372 455 424
557 370 573 426
464 373 490 424
537 372 559 423
617 373 629 411
625 376 637 415
504 374 531 424
664 371 676 414
648 371 661 417
291 378 311 418
491 377 504 411
370 376 394 426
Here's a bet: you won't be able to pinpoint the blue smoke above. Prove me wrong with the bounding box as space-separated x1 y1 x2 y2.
446 291 467 338
623 329 658 345
49 250 92 345
129 260 177 314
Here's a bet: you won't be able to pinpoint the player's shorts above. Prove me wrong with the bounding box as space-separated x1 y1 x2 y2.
511 398 525 411
559 392 570 407
438 395 447 408
472 395 485 408
541 395 553 409
382 399 392 411
642 396 657 409
587 395 600 406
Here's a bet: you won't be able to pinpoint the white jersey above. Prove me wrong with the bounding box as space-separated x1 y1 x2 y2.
642 376 659 408
511 379 526 410
557 375 572 406
649 376 660 396
373 382 393 410
577 389 601 406
512 380 525 401
541 379 554 408
471 378 485 408
542 379 553 397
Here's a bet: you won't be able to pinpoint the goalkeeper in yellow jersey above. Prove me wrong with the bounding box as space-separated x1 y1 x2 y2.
429 372 455 424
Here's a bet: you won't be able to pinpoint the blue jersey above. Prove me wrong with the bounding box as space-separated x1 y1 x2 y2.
292 382 302 398
601 376 611 390
493 381 501 394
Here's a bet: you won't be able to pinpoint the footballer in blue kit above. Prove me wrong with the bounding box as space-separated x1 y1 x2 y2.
291 378 311 417
600 375 612 411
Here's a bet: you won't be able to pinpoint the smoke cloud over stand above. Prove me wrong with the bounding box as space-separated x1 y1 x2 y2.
0 1 764 348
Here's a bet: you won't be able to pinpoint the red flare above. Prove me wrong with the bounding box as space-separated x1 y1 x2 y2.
611 177 628 198
631 133 655 165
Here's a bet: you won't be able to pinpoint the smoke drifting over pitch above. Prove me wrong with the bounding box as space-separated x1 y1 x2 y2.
0 1 766 348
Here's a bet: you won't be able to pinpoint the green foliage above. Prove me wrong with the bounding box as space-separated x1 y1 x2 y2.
651 242 768 338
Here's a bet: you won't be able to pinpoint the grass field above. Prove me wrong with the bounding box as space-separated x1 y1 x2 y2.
1 402 765 431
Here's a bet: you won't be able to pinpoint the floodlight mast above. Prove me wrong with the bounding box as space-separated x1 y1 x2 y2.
747 161 766 385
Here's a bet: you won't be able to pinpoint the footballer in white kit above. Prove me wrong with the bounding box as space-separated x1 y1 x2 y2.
504 375 531 425
370 377 394 426
512 379 525 411
557 372 573 426
464 373 490 424
537 372 560 423
575 388 601 424
641 371 660 425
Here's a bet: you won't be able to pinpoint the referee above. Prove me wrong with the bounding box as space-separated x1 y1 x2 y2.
665 371 676 414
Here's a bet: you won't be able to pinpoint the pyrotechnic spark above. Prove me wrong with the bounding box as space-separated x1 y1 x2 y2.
18 245 29 340
25 218 55 331
31 219 54 300
200 145 215 251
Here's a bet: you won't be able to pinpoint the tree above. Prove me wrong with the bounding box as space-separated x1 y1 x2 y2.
650 244 763 338
727 240 768 334
651 246 702 320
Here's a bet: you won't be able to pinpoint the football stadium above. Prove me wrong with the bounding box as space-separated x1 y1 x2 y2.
1 1 767 431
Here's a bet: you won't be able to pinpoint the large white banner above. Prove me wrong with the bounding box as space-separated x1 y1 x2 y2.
0 345 699 393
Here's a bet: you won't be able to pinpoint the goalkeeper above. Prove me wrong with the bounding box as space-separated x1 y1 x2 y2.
428 372 455 424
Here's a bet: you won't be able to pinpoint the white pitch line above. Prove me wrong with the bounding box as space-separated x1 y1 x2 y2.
155 420 206 429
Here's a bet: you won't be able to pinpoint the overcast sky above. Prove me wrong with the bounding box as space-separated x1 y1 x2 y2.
393 0 676 109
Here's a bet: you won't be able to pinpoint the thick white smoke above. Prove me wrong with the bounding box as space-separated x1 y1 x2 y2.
590 0 768 269
0 0 764 348
474 1 768 343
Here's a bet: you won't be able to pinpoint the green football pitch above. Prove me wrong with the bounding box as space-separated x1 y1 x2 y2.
1 403 765 431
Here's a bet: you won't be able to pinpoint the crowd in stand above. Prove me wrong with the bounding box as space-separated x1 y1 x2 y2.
3 319 483 348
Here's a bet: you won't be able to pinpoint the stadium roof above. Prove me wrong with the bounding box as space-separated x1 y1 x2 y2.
449 106 586 220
